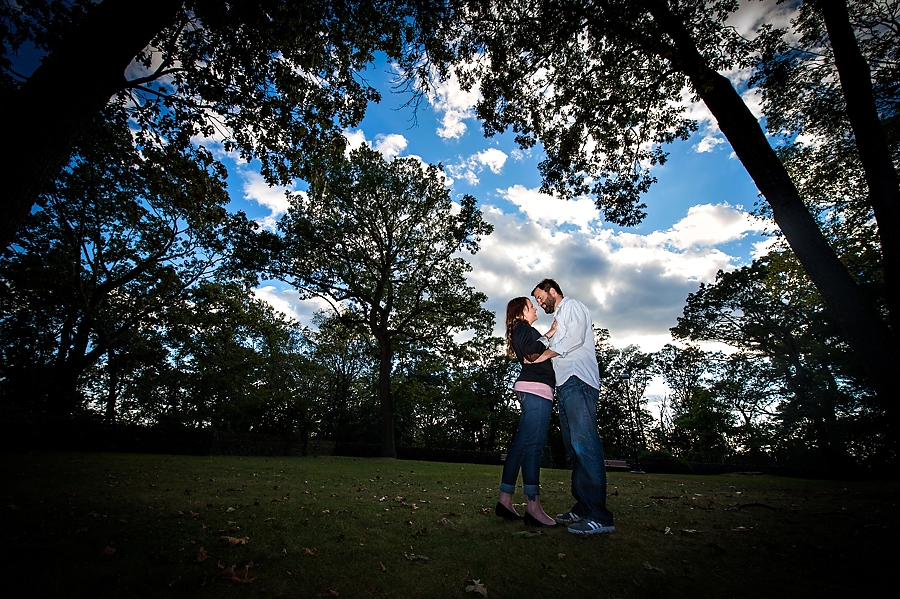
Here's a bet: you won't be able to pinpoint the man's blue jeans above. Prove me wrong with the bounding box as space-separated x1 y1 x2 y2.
500 391 552 498
557 376 614 525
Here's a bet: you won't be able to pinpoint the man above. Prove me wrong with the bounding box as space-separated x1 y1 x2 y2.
528 278 615 534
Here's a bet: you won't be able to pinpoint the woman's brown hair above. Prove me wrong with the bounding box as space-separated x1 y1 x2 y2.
505 297 529 357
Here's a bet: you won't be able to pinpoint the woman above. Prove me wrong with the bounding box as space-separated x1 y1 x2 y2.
495 296 557 526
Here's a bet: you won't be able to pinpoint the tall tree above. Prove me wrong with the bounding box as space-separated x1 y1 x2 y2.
155 281 315 438
432 0 900 406
653 344 711 410
1 0 446 249
672 256 874 464
597 343 654 459
0 101 243 418
272 146 494 457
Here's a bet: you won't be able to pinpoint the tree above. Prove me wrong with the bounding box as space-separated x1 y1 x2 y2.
307 312 380 446
445 337 519 452
672 256 875 465
433 0 900 407
709 352 780 463
597 342 654 459
669 387 735 463
152 281 316 440
272 146 494 457
0 100 244 418
1 0 447 249
653 344 711 409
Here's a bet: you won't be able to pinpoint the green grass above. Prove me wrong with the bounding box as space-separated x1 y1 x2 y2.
2 453 895 598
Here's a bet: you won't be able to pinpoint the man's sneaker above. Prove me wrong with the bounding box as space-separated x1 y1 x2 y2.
567 518 615 535
555 510 581 525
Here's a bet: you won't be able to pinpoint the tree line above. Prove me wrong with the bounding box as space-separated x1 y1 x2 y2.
1 1 897 468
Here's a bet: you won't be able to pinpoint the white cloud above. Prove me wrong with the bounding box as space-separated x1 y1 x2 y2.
727 0 799 40
477 148 508 173
653 203 766 249
498 185 601 232
343 129 368 152
239 170 299 230
373 133 409 159
252 286 332 325
467 197 767 347
695 135 725 153
426 70 480 140
446 148 509 185
342 129 410 160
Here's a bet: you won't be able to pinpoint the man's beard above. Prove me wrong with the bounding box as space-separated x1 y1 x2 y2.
542 296 557 313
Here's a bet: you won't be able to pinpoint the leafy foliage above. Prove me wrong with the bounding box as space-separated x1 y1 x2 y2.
273 146 494 456
0 100 245 417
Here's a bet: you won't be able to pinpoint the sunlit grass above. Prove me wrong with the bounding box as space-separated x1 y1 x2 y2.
3 453 894 598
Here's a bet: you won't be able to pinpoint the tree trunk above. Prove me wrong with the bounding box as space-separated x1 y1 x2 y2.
378 337 396 457
645 0 899 409
817 0 900 337
104 347 119 424
0 0 181 249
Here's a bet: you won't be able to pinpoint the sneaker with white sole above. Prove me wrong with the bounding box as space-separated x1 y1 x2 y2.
567 518 615 535
555 510 582 525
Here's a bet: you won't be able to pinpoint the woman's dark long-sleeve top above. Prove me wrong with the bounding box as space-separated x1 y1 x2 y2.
512 320 555 388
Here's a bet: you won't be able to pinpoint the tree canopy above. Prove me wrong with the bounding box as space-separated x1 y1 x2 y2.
272 145 494 456
431 0 900 412
1 0 446 248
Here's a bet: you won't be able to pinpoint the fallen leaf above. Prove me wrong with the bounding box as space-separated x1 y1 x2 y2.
196 547 210 563
376 561 386 572
643 562 666 574
557 553 566 559
74 527 88 535
465 579 488 597
664 526 672 535
226 507 235 513
511 531 542 538
216 562 256 584
220 536 249 547
99 546 116 556
303 547 317 556
323 589 339 597
404 552 429 561
680 529 701 535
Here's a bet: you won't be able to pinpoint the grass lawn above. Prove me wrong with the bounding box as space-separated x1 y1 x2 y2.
2 452 895 598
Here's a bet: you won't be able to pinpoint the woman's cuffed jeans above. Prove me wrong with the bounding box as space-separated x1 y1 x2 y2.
500 391 552 497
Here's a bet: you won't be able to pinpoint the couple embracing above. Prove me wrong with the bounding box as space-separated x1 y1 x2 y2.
494 278 615 535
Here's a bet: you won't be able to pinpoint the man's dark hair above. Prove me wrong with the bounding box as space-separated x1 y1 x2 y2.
532 278 563 297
